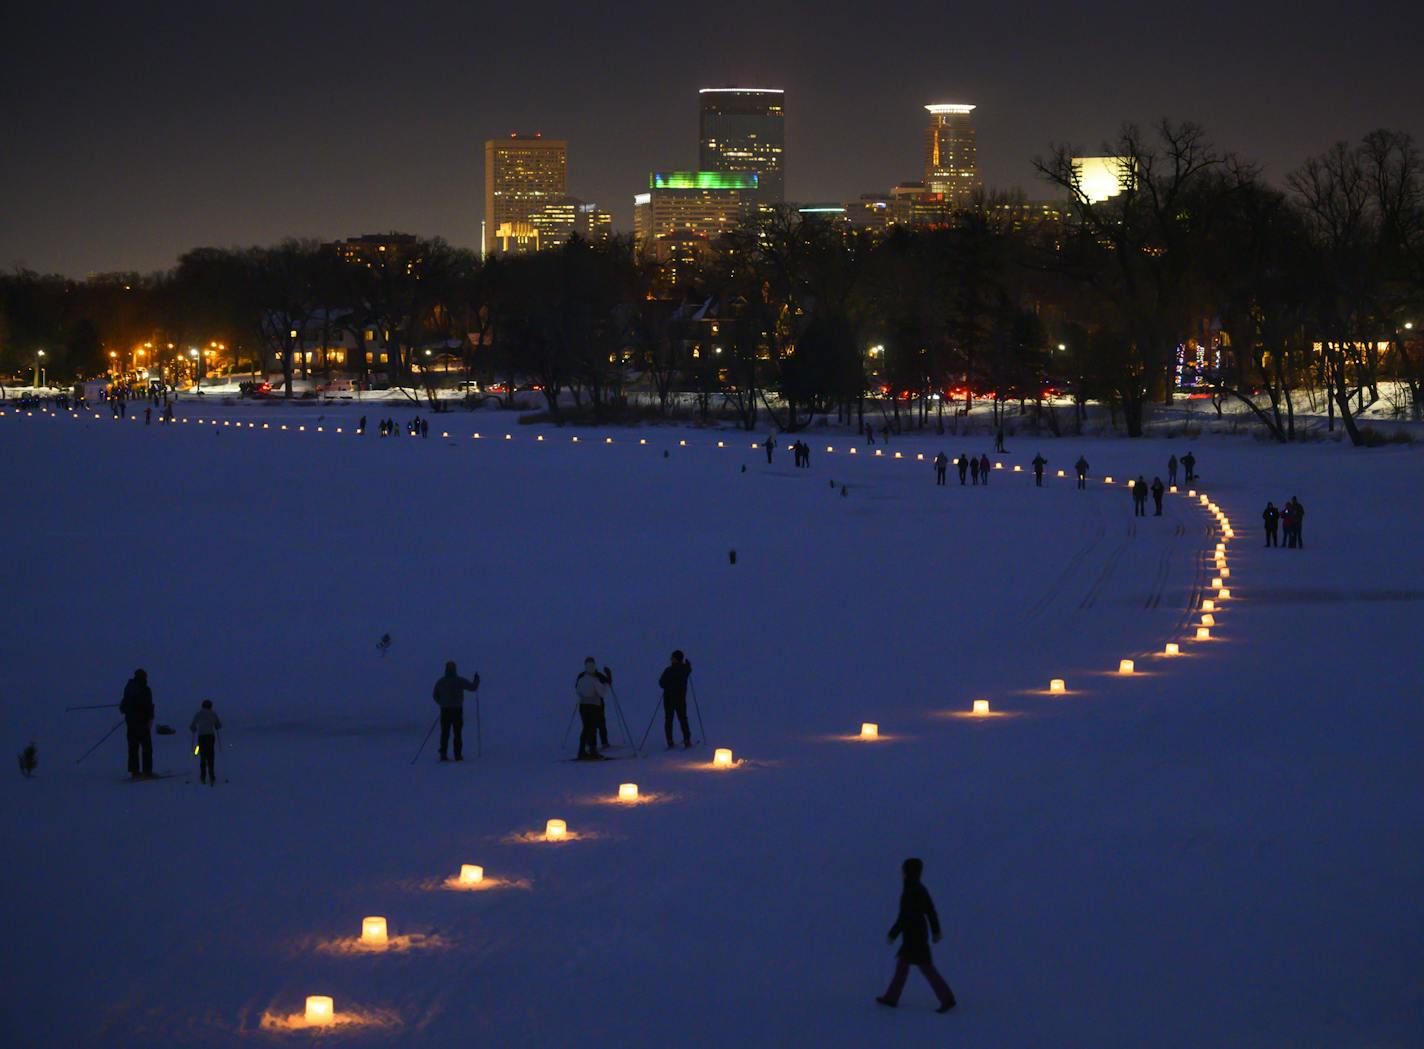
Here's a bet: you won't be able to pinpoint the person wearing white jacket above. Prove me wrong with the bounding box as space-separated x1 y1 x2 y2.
189 699 222 786
574 658 612 760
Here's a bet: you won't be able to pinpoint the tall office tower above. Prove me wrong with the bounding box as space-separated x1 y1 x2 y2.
923 103 981 208
483 133 568 256
698 88 785 205
633 171 758 245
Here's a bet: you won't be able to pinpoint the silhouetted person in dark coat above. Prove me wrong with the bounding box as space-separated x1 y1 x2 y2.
574 658 612 759
1168 454 1178 486
1289 496 1304 547
1132 476 1148 516
934 453 948 486
764 435 776 464
433 661 480 761
876 857 956 1013
994 426 1006 453
1182 451 1196 483
1151 476 1164 515
978 454 990 484
1032 453 1047 486
1280 501 1296 548
120 669 155 777
1075 456 1089 490
957 453 969 485
658 651 693 749
969 456 979 485
1263 502 1279 547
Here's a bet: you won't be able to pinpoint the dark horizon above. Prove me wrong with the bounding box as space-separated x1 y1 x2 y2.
3 0 1419 278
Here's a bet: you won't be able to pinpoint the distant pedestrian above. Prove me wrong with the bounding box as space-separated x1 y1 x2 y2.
934 452 948 486
764 434 776 464
969 456 980 485
1263 501 1279 547
1132 476 1148 517
120 668 155 778
189 699 222 786
421 418 429 438
994 426 1006 453
144 407 151 425
1279 500 1296 548
433 661 480 761
1167 454 1178 486
1032 453 1047 487
359 415 367 434
1182 451 1196 483
658 651 693 749
1075 456 1089 490
875 857 956 1013
866 427 875 446
1151 476 1164 515
978 454 990 484
574 659 612 760
881 424 890 445
1288 496 1305 548
956 454 968 485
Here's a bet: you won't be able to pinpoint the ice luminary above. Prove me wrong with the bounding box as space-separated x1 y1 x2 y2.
1201 614 1215 627
1049 679 1066 693
305 996 334 1026
1105 476 1114 484
1202 599 1215 611
1057 469 1065 477
360 916 388 946
1211 577 1223 589
458 864 484 885
545 819 567 841
618 783 639 801
860 722 879 739
1118 659 1135 674
971 699 991 715
1164 643 1180 656
713 748 735 768
1196 627 1211 640
1218 588 1231 600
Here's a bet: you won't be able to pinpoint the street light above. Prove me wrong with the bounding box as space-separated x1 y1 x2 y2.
34 349 46 388
189 348 201 390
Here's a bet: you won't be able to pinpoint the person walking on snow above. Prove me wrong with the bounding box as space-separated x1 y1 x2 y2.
934 452 948 486
1279 500 1296 548
969 456 980 485
978 453 990 484
876 857 957 1013
1032 453 1047 487
189 699 222 785
956 453 969 485
764 434 776 464
433 661 480 761
1151 476 1165 516
658 651 694 749
1263 501 1279 547
994 426 1006 453
120 668 155 778
1132 476 1148 517
574 659 612 760
1182 451 1196 483
1075 456 1089 489
1168 454 1178 486
1289 496 1305 548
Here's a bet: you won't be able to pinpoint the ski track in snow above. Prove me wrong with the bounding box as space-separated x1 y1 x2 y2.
3 404 1422 1048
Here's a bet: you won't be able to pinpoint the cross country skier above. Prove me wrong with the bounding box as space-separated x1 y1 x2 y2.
433 661 480 761
574 659 612 760
120 669 155 778
876 858 957 1013
658 651 693 749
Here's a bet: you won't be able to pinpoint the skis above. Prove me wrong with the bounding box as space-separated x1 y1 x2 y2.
122 772 179 782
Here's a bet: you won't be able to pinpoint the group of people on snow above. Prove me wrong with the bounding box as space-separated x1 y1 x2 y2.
364 416 429 438
118 669 224 785
1262 497 1306 548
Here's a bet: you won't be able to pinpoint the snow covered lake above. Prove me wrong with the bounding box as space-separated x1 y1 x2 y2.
3 404 1421 1047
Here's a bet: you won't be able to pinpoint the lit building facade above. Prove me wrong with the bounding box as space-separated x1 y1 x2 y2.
1070 156 1135 203
923 103 981 208
633 171 758 244
483 133 567 256
698 88 785 205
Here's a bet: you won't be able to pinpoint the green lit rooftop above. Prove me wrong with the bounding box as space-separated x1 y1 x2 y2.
651 171 759 191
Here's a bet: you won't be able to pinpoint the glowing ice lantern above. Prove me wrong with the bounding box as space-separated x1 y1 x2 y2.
537 434 544 441
1202 599 1215 611
894 451 903 459
545 819 567 841
1211 577 1223 589
1196 626 1211 640
1216 543 1226 552
571 435 579 443
712 748 735 768
361 916 388 946
971 699 991 716
859 722 879 739
304 996 334 1026
458 864 484 885
1012 464 1021 472
1188 489 1197 497
1169 485 1177 493
605 436 613 444
1118 659 1135 675
1200 494 1210 505
1164 642 1180 656
1104 476 1113 484
639 438 646 445
1218 588 1232 600
679 439 687 446
1201 614 1215 626
1057 469 1065 477
618 783 639 802
1220 567 1230 579
1049 679 1066 694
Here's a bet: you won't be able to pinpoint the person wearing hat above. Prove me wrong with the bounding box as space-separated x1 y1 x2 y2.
876 857 957 1013
432 661 480 762
574 658 612 760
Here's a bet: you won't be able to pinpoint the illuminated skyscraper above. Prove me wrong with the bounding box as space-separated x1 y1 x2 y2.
698 88 785 205
483 133 567 256
633 171 757 255
923 103 980 208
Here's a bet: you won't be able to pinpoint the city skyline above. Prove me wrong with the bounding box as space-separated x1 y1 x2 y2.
2 0 1419 276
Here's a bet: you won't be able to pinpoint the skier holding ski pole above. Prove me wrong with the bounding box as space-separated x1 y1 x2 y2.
573 658 612 761
658 651 693 750
431 661 480 762
119 669 155 778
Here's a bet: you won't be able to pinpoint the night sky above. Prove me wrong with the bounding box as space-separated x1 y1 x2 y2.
3 0 1419 276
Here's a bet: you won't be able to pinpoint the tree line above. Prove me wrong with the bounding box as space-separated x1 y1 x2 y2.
2 122 1421 443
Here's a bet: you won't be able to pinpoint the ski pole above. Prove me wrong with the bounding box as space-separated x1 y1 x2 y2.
636 698 664 753
410 713 439 765
608 686 637 753
690 679 708 744
561 702 580 749
66 703 119 712
474 689 483 759
76 719 125 764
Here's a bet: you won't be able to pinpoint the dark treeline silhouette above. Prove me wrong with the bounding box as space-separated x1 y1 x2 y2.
3 122 1421 442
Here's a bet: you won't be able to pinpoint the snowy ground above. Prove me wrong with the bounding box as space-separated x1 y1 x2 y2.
2 405 1421 1048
